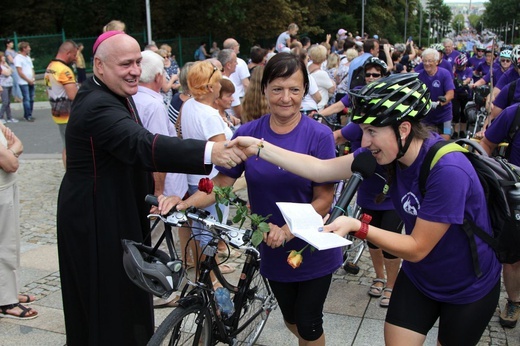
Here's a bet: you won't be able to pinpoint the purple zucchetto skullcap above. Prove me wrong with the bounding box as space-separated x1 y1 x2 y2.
93 30 124 55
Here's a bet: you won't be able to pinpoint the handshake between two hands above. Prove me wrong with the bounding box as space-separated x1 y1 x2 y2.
210 137 264 169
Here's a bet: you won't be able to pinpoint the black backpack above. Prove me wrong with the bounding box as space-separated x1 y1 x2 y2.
419 139 520 277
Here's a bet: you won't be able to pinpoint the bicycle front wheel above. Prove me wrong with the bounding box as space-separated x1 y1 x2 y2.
232 269 277 345
148 303 213 346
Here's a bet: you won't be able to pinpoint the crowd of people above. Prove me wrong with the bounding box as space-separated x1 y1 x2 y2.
1 18 520 346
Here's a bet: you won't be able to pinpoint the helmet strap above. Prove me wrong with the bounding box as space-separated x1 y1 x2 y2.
393 123 414 160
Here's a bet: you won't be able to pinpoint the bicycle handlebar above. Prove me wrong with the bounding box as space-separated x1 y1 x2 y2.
145 194 252 248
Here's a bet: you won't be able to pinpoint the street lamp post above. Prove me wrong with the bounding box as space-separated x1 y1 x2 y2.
419 5 423 47
428 10 432 46
404 0 409 42
361 0 366 42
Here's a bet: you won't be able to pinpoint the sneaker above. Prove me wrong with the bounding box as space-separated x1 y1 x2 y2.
25 117 35 122
500 299 520 328
7 118 19 123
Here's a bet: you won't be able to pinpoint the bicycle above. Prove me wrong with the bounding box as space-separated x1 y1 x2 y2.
127 195 278 346
464 85 491 138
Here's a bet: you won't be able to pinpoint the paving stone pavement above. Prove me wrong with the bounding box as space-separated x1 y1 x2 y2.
1 157 519 345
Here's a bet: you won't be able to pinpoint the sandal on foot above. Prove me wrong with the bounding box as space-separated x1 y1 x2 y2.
368 278 386 297
219 263 235 274
217 249 242 260
0 303 39 320
379 288 392 307
18 294 36 305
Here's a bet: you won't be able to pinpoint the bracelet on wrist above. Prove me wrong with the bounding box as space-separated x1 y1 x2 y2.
256 138 264 160
353 213 372 240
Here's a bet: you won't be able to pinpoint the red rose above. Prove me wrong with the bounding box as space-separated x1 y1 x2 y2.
198 178 214 194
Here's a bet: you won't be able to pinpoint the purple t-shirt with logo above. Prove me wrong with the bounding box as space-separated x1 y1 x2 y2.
418 68 455 125
217 114 342 282
475 61 491 79
444 49 460 69
390 133 500 303
343 123 393 210
485 104 520 166
496 68 520 90
493 80 520 110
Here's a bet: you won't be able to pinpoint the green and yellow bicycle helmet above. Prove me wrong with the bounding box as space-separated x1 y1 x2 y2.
349 73 432 159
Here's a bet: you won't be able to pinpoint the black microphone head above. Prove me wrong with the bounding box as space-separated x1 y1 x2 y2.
352 151 377 178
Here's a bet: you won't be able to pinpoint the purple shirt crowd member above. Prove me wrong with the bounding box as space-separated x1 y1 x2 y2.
480 103 520 328
468 45 486 70
495 65 520 91
473 51 513 90
473 50 493 83
493 80 520 110
417 48 455 138
174 53 340 345
442 38 460 69
230 73 501 344
483 104 520 164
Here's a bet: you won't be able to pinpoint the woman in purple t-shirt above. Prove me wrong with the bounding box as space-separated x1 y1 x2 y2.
232 74 501 345
169 53 340 345
417 48 455 140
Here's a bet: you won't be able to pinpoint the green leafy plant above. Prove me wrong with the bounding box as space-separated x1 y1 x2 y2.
213 185 270 247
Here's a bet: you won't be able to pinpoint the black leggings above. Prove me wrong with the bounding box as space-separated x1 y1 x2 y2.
452 94 470 123
361 208 402 259
386 270 500 346
268 274 332 341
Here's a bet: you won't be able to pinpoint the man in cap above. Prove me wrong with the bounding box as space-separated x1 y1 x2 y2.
56 31 246 345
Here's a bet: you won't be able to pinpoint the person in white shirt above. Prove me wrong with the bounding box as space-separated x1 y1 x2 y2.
13 42 35 122
223 38 250 119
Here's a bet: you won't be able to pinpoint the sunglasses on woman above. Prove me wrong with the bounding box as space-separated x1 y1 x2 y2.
365 73 381 78
501 59 512 63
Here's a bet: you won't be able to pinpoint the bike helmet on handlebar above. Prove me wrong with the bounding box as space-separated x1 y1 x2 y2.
122 239 184 298
511 45 520 69
454 53 468 67
349 73 431 159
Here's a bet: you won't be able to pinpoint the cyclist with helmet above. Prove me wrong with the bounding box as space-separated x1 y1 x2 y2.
492 45 520 100
473 48 493 82
413 43 452 73
452 53 473 138
480 102 520 329
325 58 403 308
468 44 486 70
317 57 388 118
230 73 501 345
472 49 513 90
417 48 455 140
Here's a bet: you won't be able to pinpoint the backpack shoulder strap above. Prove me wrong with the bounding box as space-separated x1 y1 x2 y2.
507 79 518 105
419 141 468 196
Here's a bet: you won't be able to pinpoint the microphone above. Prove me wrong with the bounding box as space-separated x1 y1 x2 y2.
326 151 377 224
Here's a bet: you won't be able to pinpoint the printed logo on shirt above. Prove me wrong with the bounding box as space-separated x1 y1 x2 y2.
401 192 420 216
432 80 441 88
